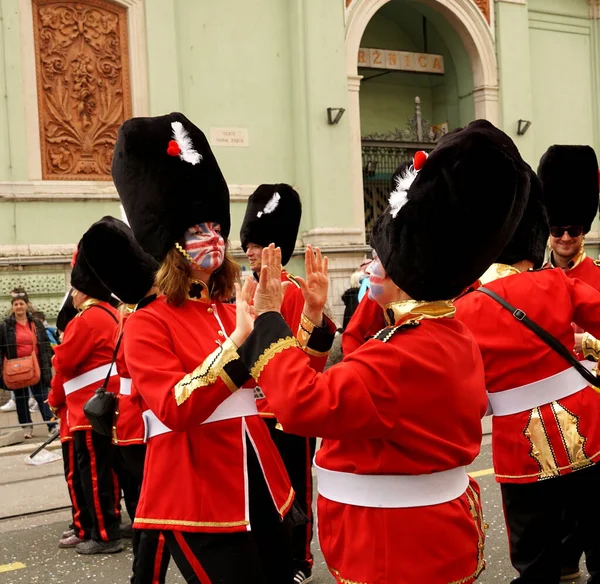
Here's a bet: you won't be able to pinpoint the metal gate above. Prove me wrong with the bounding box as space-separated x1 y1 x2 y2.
362 142 431 238
361 96 444 238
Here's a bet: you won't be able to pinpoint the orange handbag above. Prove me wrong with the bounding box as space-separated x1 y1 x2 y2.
2 323 41 389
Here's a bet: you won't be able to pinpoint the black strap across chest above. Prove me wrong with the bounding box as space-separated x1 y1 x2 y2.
477 286 598 387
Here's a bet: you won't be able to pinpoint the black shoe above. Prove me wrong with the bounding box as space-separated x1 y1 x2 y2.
293 569 313 584
76 539 123 554
120 523 133 538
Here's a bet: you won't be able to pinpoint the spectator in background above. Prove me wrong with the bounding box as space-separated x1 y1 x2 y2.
341 270 364 331
0 291 56 437
357 257 372 302
1 289 41 413
32 311 60 348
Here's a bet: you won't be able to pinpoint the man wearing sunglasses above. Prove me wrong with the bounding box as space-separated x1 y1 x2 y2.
539 144 600 582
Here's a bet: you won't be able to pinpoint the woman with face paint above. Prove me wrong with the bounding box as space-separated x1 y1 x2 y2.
112 113 295 584
234 121 532 584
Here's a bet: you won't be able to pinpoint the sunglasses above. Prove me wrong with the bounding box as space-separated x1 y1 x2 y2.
550 226 584 238
10 292 27 298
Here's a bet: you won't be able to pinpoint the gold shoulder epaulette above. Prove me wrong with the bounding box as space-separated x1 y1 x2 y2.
286 273 301 288
373 321 419 343
593 260 600 267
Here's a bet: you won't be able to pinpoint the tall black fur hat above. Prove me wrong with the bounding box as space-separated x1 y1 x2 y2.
496 167 549 269
112 112 230 262
370 120 530 300
538 145 599 233
81 216 159 305
71 243 112 302
240 184 301 266
56 289 78 333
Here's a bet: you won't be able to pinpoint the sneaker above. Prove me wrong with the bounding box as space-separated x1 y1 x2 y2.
29 398 39 413
59 534 83 548
120 523 133 538
62 528 75 538
76 539 123 554
0 399 16 412
293 569 313 584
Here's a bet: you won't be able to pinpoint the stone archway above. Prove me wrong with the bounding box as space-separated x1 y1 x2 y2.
345 0 499 235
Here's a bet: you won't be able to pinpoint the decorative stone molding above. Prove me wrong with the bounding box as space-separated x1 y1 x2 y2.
0 182 258 202
0 244 75 265
19 0 149 181
0 269 70 321
31 0 133 180
302 227 366 248
473 0 491 24
496 0 526 4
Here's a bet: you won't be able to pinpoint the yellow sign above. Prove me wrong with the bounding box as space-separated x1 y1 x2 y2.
358 48 444 75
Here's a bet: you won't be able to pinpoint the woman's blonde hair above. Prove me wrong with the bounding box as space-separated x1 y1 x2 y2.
155 244 240 306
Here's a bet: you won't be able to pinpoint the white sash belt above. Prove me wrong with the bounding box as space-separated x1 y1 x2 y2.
120 378 132 396
487 361 596 417
315 463 469 508
143 388 258 441
64 364 116 396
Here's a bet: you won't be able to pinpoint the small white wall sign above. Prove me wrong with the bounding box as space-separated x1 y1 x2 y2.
210 127 249 147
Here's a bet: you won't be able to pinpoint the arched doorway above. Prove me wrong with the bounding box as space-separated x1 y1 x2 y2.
345 0 498 239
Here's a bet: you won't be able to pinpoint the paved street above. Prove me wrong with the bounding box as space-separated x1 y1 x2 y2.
0 435 589 583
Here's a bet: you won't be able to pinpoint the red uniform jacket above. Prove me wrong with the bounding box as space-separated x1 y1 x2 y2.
257 270 329 418
124 295 293 533
48 370 71 443
114 313 145 445
241 309 488 584
545 252 600 358
51 302 119 431
341 294 385 356
456 267 600 484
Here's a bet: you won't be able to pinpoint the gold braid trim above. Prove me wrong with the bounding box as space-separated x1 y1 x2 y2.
296 313 329 358
135 517 249 528
250 337 299 380
174 338 240 405
329 567 369 584
582 332 600 361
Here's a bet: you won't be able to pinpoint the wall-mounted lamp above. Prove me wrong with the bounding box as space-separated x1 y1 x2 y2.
327 107 346 125
517 119 532 136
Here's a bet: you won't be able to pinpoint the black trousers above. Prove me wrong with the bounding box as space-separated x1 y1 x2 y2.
163 441 293 584
561 508 584 572
61 439 92 540
264 418 316 573
501 463 600 583
73 429 120 542
113 444 171 584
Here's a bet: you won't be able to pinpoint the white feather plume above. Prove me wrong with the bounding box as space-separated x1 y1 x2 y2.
257 192 281 218
171 121 202 165
389 166 418 218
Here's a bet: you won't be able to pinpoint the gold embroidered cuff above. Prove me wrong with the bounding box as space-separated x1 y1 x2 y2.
175 338 241 405
250 337 299 380
582 332 600 361
295 313 329 357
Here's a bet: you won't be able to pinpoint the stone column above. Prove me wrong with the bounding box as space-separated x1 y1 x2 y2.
589 0 600 151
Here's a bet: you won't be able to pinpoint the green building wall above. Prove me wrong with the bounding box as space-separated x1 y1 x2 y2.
0 0 599 321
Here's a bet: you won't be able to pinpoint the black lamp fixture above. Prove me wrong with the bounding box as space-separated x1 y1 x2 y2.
327 108 346 125
517 119 532 136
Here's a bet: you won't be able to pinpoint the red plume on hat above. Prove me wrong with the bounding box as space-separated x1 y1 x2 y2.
70 249 78 268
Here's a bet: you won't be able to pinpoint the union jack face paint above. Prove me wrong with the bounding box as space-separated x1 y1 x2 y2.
366 252 386 301
183 222 225 271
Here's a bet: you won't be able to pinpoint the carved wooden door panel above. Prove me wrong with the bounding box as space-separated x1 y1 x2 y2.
32 0 133 180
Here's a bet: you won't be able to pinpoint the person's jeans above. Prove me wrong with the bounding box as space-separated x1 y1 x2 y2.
14 383 56 431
